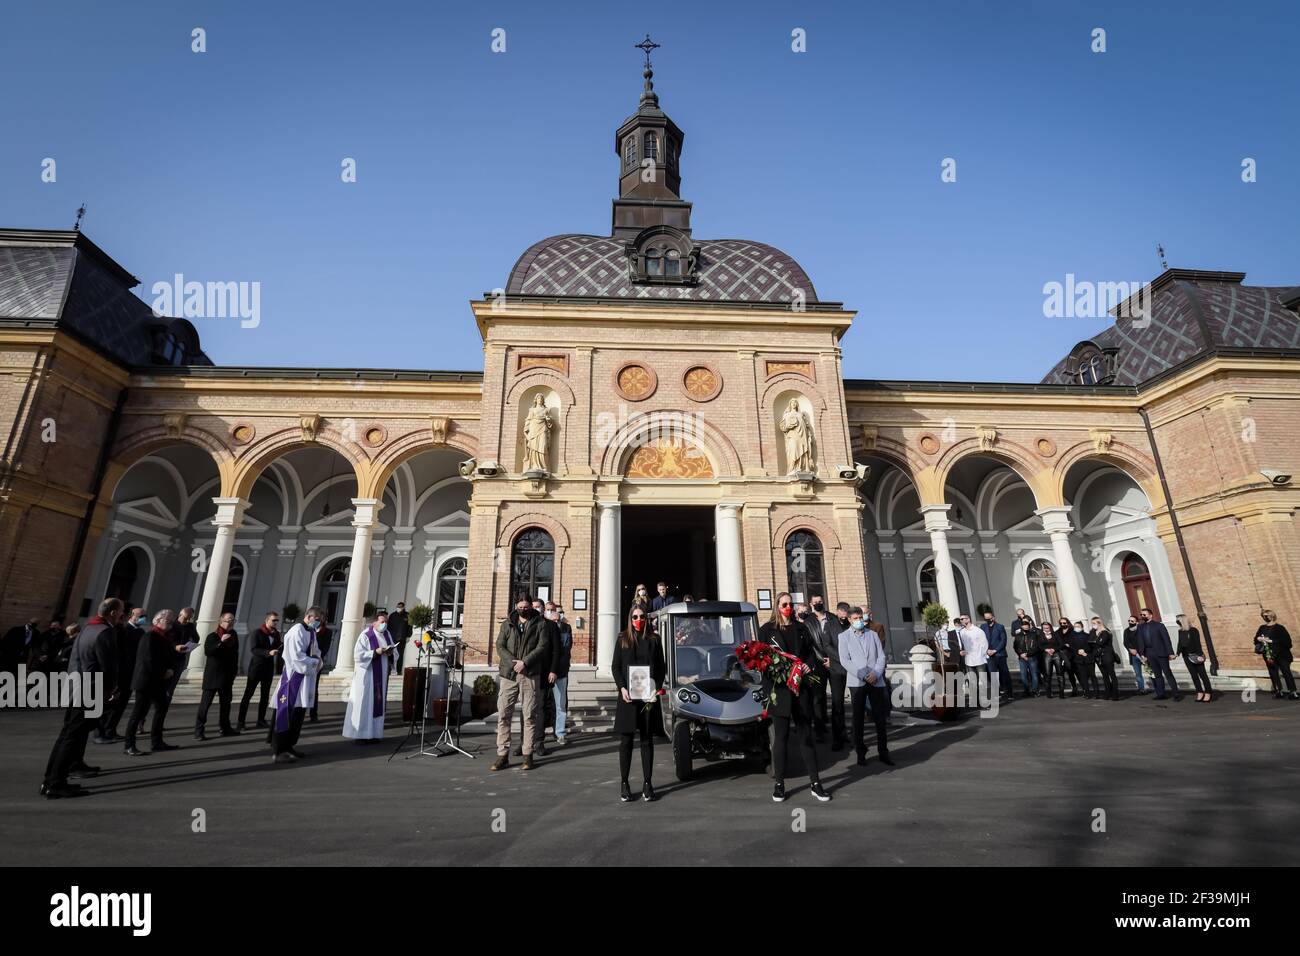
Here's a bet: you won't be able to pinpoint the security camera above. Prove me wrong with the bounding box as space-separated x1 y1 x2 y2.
1260 469 1293 486
854 462 870 483
476 460 503 477
457 458 477 478
837 465 856 480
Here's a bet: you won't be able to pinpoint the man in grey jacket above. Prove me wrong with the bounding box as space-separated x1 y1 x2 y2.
40 598 126 798
491 595 552 772
838 607 893 767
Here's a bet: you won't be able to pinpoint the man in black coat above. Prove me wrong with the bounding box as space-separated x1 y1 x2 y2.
195 613 240 739
820 601 850 751
797 600 831 741
124 610 181 755
530 599 560 755
40 598 125 798
1 617 42 675
95 606 145 743
309 618 333 722
545 602 573 745
238 612 282 730
1136 608 1182 701
388 601 410 675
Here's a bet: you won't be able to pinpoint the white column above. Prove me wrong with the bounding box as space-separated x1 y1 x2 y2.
189 497 248 676
596 501 621 676
1037 507 1088 623
921 505 962 619
333 498 381 680
715 503 744 602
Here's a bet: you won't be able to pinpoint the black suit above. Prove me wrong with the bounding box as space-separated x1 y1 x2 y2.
822 615 849 747
388 610 410 674
42 618 117 789
239 625 281 726
100 622 143 737
800 616 830 736
758 620 822 788
1067 630 1097 697
125 627 176 749
195 629 239 735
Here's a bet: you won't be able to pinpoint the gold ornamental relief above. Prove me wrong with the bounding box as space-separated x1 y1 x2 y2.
626 438 715 479
682 365 720 401
614 362 657 401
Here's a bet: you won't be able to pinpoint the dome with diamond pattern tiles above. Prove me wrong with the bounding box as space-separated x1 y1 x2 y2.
505 234 818 305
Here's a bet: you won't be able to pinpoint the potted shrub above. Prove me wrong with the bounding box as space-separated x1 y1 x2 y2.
471 674 498 719
976 601 994 617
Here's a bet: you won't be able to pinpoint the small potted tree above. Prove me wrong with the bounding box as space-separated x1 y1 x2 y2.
471 674 498 719
920 602 961 720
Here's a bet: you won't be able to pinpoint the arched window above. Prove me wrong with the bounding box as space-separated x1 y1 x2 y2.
436 557 468 629
1120 553 1159 618
511 528 554 603
664 248 681 277
645 247 663 276
1077 352 1106 385
624 136 637 168
644 131 658 162
1027 559 1062 626
221 557 245 618
784 530 826 605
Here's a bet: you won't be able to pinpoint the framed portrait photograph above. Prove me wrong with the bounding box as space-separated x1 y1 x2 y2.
627 665 653 701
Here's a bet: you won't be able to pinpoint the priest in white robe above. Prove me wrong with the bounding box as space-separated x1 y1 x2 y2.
343 613 395 741
272 605 324 763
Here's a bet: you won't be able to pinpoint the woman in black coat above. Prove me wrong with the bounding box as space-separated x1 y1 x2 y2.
1055 618 1081 695
759 593 830 803
1254 610 1297 700
1087 618 1120 700
1174 614 1213 701
612 606 665 802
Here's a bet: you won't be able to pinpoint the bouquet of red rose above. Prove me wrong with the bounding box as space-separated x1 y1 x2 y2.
735 639 819 715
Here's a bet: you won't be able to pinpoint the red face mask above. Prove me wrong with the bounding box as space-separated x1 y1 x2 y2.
632 618 644 631
779 605 792 618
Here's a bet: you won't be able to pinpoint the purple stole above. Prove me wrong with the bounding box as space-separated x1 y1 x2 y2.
274 670 304 733
366 628 385 718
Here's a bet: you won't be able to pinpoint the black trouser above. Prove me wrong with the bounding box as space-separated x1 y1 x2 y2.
196 684 234 735
1149 657 1181 697
1098 659 1119 698
1185 658 1212 694
125 689 169 748
394 639 407 674
1064 658 1080 692
1266 661 1297 693
990 655 1012 699
239 670 272 726
809 669 828 735
1044 657 1068 697
770 712 820 786
273 707 306 754
98 688 132 737
849 684 888 756
618 710 655 785
828 670 847 745
43 704 97 787
1078 659 1100 697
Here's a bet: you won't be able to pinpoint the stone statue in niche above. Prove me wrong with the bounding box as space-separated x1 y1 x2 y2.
522 395 553 473
780 398 815 474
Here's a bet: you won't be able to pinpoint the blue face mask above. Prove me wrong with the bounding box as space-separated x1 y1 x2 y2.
851 619 867 631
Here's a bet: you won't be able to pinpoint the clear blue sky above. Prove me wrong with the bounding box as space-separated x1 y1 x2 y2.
3 0 1297 381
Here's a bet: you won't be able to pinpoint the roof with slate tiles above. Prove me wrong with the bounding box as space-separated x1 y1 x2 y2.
1041 270 1300 386
505 234 819 306
0 229 212 368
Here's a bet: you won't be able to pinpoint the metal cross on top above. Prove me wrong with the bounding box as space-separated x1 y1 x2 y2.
635 33 660 70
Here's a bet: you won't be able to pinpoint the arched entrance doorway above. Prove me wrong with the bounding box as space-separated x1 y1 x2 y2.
1120 553 1159 618
105 545 151 608
317 558 350 626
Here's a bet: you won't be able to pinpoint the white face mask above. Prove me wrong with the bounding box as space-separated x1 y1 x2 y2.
376 622 388 633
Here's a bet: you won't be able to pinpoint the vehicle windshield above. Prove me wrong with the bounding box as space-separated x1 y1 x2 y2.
669 613 760 686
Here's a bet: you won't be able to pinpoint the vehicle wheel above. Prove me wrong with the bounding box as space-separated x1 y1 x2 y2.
673 721 693 782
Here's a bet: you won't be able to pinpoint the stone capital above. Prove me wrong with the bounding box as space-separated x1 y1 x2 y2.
350 498 381 528
1035 506 1074 536
920 504 952 534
